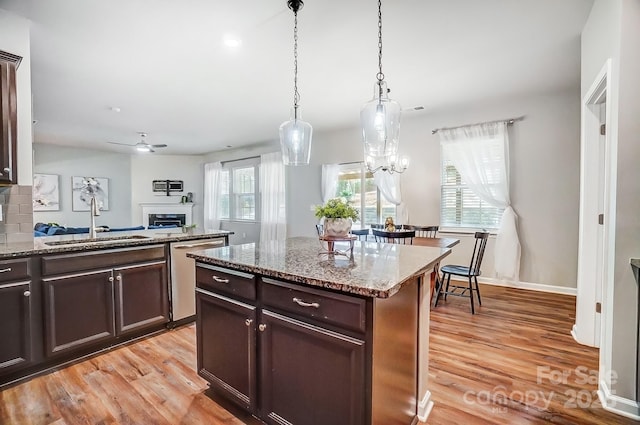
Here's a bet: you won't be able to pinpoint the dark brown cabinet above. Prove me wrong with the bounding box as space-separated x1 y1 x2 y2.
0 258 34 375
196 264 367 425
0 52 21 185
259 310 365 425
43 270 115 355
115 262 169 335
0 282 32 371
196 288 256 411
42 246 169 357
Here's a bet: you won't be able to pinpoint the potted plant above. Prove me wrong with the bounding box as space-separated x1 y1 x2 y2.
315 198 359 237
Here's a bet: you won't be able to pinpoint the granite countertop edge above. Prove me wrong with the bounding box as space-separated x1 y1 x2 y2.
0 230 233 258
189 250 448 299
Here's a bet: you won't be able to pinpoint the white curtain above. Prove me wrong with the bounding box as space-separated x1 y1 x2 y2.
260 152 287 241
321 164 340 203
439 122 521 281
203 162 222 232
373 172 409 224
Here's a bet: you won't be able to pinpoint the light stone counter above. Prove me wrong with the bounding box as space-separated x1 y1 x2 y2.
187 236 451 298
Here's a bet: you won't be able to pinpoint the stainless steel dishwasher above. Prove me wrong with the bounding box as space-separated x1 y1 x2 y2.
170 239 225 321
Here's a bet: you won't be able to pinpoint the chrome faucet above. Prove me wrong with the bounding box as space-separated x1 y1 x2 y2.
89 196 101 239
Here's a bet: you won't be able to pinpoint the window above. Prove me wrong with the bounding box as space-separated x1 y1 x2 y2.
219 158 259 221
440 158 502 229
336 164 396 224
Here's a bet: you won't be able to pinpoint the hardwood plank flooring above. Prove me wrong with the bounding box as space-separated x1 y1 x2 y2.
0 284 637 424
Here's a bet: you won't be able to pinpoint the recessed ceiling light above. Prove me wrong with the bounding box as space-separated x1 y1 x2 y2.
223 34 242 48
226 145 232 148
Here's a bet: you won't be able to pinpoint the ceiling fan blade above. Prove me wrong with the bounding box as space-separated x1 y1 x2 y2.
150 144 167 148
107 141 136 146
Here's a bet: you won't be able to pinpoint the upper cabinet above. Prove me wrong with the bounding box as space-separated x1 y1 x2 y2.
0 51 21 185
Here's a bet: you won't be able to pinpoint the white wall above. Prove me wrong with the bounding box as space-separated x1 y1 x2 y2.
33 144 132 227
285 90 581 288
0 10 32 185
130 155 206 231
582 0 639 406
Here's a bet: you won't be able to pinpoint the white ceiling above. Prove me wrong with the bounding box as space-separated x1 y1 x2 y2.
1 0 594 155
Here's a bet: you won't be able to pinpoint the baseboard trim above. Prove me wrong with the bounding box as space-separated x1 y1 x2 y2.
451 276 577 296
417 390 434 422
598 379 640 420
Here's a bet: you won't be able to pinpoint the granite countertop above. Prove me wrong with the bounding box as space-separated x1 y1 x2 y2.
187 236 451 298
0 229 233 258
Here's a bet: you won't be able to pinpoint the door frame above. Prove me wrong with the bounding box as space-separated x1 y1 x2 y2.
574 59 614 350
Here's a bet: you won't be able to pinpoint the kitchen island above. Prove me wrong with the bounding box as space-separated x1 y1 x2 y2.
188 236 451 425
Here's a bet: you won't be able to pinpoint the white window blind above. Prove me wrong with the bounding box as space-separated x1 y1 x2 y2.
440 159 503 229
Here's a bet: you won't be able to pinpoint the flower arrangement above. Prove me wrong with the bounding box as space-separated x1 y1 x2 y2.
315 198 359 221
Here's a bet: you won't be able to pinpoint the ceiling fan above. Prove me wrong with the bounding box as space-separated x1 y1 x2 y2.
108 132 168 153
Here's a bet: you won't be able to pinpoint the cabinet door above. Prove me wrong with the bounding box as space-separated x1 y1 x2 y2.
0 59 18 184
259 310 366 425
114 261 169 335
0 282 31 371
196 288 256 412
43 270 115 356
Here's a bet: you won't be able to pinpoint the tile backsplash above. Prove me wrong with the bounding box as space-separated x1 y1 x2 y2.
0 185 34 243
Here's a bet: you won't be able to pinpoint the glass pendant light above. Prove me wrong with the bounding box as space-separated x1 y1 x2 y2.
361 0 407 174
280 0 312 166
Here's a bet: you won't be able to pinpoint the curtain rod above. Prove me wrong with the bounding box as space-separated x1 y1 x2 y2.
431 116 525 135
220 155 260 165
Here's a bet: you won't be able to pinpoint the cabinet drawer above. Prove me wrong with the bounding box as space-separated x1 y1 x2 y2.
196 264 256 301
42 245 165 276
0 258 30 283
261 278 366 334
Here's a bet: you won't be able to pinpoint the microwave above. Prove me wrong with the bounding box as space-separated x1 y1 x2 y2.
152 180 184 193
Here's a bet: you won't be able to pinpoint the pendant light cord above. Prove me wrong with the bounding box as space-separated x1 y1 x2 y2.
293 10 300 116
376 0 384 83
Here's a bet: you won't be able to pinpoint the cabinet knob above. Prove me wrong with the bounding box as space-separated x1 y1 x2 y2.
245 318 253 326
116 275 122 281
108 276 114 282
3 167 10 174
23 290 30 297
258 324 267 332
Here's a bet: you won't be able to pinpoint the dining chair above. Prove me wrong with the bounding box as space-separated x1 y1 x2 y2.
433 232 489 314
370 223 384 229
372 229 415 245
350 228 370 241
406 225 439 238
315 224 323 236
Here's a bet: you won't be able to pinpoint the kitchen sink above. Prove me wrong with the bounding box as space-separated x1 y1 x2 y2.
44 234 153 246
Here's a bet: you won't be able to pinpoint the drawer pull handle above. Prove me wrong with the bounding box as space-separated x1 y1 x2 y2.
23 290 30 297
108 276 114 282
0 268 12 273
212 275 230 283
3 168 10 174
116 275 122 281
259 324 267 332
293 297 320 309
245 318 253 326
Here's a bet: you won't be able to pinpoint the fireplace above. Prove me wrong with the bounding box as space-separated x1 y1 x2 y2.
141 203 193 228
149 213 186 227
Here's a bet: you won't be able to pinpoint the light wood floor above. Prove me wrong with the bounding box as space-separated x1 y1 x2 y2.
0 284 637 425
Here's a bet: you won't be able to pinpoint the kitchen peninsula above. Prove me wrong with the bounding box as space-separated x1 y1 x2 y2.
188 236 451 425
0 229 232 389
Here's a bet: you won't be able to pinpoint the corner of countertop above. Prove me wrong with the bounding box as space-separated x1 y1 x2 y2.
631 258 640 269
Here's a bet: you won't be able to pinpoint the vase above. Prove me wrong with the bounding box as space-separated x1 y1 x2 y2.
323 218 352 237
